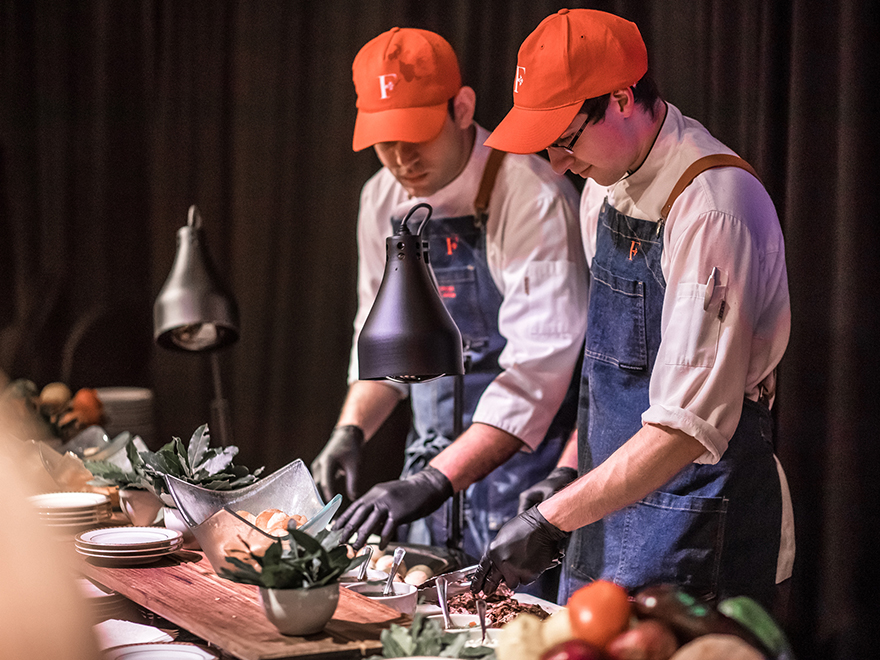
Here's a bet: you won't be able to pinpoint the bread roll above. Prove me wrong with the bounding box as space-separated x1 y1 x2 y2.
255 508 290 533
290 513 307 529
236 510 257 524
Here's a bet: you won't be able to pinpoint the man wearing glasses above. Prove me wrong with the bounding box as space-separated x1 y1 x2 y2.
471 8 793 613
318 28 586 597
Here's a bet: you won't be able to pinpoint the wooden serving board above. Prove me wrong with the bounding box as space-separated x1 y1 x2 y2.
78 548 408 660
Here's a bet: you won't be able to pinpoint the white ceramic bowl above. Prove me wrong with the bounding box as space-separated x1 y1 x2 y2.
258 583 339 636
346 581 417 615
426 614 501 646
339 568 388 584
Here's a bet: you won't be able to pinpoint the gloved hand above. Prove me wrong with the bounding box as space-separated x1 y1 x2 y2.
517 466 578 515
335 465 453 550
311 425 364 502
470 505 570 595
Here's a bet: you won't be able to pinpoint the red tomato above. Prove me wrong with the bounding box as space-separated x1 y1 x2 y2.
567 580 632 649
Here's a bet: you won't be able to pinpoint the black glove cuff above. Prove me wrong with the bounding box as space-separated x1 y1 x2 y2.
548 466 578 483
410 465 454 501
331 425 365 446
529 504 570 543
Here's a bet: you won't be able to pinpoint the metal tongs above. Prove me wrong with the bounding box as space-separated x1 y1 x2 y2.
418 564 480 593
476 598 488 645
436 576 455 629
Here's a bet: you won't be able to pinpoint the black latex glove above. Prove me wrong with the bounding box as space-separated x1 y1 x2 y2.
311 425 364 502
517 466 578 515
334 466 453 550
470 505 570 595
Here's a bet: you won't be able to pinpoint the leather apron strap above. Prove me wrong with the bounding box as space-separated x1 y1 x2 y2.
660 154 761 222
474 148 507 225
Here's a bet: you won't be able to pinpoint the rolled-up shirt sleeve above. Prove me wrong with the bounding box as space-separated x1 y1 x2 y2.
641 170 790 463
472 158 588 451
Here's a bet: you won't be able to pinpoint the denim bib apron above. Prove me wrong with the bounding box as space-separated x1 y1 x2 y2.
560 197 782 610
393 155 576 565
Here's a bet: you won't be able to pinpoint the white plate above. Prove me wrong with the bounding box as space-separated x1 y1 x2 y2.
77 527 183 549
29 492 110 511
101 641 218 659
76 540 182 555
39 507 111 519
77 545 183 566
46 517 110 527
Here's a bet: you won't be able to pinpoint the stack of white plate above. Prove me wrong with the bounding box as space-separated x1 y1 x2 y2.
75 527 184 566
29 492 113 530
101 642 218 659
76 577 130 621
96 387 156 446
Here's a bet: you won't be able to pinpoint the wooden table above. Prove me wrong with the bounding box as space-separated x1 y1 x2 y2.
78 548 409 660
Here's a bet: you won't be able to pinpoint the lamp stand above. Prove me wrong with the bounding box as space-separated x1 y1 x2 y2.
446 350 472 561
210 351 233 448
448 372 465 557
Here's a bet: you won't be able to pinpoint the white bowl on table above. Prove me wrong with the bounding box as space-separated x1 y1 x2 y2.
346 581 418 615
339 567 388 585
426 614 501 646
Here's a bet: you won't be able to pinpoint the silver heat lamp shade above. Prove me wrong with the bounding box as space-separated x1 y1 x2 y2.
153 205 239 352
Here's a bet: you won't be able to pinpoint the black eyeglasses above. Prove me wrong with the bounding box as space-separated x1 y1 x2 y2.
549 114 590 154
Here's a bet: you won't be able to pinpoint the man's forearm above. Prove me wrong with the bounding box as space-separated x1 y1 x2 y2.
538 423 706 532
336 380 406 441
429 422 524 492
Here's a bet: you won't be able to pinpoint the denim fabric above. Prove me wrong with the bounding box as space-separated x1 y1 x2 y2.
392 214 576 591
560 201 782 610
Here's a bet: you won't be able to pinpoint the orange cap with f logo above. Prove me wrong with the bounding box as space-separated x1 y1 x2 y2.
352 27 462 152
486 9 647 154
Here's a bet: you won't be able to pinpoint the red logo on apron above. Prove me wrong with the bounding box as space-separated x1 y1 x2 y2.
439 285 456 299
628 240 640 261
446 237 458 255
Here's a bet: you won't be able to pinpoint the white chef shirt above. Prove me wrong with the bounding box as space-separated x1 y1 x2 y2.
349 124 587 451
580 103 791 464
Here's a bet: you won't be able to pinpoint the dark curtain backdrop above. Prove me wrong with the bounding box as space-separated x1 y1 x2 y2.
2 1 878 657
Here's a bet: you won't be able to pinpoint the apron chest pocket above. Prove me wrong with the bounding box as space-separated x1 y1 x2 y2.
432 266 489 347
586 263 648 370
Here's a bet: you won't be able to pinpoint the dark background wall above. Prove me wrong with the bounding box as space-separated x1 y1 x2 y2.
2 2 879 657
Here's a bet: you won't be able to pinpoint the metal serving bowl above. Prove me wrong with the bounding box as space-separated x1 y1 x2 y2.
164 458 339 574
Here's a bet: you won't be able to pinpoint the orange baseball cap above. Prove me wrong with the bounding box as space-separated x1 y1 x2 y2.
485 8 647 154
351 27 462 152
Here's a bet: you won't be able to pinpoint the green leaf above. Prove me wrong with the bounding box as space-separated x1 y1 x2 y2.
197 445 238 475
187 424 211 469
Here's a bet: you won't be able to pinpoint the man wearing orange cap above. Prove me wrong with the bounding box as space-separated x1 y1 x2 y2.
470 9 793 611
316 28 587 576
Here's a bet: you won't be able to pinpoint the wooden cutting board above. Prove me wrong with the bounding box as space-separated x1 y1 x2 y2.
78 548 408 660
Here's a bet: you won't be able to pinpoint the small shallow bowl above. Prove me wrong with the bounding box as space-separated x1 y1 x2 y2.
339 568 388 584
346 581 418 615
426 614 501 646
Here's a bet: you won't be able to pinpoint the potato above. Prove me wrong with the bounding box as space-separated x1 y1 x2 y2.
368 545 385 568
404 564 433 585
374 554 406 576
498 613 549 660
606 619 678 660
669 634 763 660
542 608 575 649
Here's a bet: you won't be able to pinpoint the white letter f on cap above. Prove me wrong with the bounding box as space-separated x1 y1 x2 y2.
378 73 398 99
514 66 525 93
